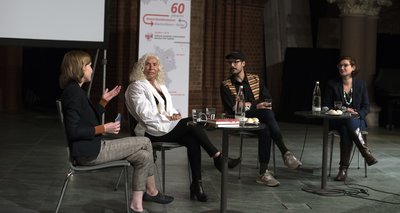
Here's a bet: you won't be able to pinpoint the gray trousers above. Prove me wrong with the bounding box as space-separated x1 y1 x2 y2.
77 136 154 191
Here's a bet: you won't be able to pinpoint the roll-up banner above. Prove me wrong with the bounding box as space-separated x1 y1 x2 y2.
139 0 191 117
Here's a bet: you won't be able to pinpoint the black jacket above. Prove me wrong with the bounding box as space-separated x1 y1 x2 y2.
322 78 370 120
61 81 105 157
220 72 271 115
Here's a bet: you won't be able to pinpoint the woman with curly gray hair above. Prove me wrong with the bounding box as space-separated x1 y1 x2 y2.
125 53 240 202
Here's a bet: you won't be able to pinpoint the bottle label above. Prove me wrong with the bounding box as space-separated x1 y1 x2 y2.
312 106 321 112
312 96 321 112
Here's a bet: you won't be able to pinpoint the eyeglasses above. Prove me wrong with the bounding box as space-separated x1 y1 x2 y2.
337 64 351 69
227 60 242 65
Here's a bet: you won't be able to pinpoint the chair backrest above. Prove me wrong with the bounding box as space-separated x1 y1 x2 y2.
127 111 138 137
55 100 67 142
56 100 64 127
56 99 74 163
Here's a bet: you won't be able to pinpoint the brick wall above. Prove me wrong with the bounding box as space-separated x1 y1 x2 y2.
94 0 266 118
201 0 266 115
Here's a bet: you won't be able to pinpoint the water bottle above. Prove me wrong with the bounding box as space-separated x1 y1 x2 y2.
235 86 246 126
312 81 321 113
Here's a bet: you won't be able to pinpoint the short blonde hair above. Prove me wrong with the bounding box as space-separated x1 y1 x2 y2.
59 50 91 89
129 53 165 84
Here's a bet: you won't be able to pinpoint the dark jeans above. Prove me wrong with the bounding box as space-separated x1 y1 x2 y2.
330 117 367 145
145 117 218 182
245 109 285 164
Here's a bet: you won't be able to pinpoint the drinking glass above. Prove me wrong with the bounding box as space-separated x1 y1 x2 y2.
334 101 342 110
192 109 202 123
205 107 216 120
239 117 247 127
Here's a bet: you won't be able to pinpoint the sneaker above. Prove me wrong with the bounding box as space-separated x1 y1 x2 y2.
283 151 302 169
256 170 280 187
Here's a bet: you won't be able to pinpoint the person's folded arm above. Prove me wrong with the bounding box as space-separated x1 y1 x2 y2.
220 83 235 115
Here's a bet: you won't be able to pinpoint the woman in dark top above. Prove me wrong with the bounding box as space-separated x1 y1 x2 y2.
322 56 378 181
59 50 172 213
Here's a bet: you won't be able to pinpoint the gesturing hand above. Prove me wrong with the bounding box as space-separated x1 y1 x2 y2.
102 85 122 102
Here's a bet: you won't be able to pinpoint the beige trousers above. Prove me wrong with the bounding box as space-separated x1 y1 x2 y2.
77 136 154 191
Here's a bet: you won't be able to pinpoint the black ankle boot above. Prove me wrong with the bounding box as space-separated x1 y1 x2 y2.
213 155 223 172
213 155 241 172
190 180 208 202
228 157 242 169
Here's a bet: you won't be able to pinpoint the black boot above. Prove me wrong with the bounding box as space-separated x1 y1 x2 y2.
213 154 241 172
190 180 208 202
351 129 378 166
335 165 349 181
334 142 352 181
228 157 241 169
213 155 223 172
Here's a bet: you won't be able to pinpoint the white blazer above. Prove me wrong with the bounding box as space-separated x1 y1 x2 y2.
125 79 180 136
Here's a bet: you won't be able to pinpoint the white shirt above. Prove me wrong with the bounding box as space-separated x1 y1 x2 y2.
125 79 180 136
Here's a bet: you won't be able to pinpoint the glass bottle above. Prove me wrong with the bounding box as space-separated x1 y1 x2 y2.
312 81 321 113
235 86 246 125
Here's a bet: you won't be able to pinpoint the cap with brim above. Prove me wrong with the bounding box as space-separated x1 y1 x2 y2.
225 51 245 61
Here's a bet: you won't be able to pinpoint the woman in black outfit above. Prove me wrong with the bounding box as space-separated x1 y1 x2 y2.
322 56 378 181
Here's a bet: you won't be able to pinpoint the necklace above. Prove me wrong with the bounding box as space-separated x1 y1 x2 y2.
343 87 353 105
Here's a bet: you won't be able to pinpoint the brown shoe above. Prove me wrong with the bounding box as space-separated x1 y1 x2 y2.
256 170 280 187
361 149 378 166
334 166 348 181
283 151 302 169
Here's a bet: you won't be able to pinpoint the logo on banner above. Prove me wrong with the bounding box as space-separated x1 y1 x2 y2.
145 32 153 41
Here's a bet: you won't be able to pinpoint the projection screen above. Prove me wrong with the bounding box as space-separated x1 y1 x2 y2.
0 0 109 48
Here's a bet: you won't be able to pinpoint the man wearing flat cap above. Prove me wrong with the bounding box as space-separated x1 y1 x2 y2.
220 50 302 187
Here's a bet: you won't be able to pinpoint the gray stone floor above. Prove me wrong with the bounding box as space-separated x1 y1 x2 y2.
1 111 400 213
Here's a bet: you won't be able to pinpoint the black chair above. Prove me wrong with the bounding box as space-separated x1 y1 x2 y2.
55 100 131 213
127 112 190 194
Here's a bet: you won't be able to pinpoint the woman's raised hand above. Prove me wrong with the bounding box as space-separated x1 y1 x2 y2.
102 85 122 102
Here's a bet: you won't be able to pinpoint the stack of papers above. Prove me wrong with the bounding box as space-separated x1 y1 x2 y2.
208 118 240 127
